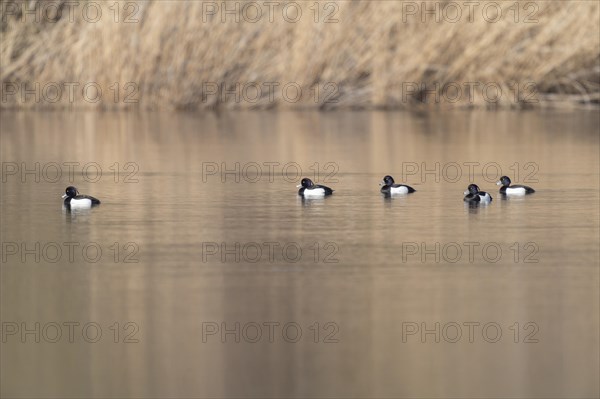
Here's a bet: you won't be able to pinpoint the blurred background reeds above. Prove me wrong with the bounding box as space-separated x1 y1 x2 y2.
1 0 599 109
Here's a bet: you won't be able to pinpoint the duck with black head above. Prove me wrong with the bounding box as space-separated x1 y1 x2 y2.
297 178 334 197
62 186 101 209
463 184 492 203
379 175 416 195
497 176 535 195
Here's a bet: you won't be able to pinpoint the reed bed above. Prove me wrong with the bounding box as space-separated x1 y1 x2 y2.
1 0 599 109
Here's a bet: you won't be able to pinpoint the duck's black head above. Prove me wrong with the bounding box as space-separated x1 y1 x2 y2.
381 175 395 186
497 176 511 186
300 178 314 188
466 184 480 194
64 186 78 198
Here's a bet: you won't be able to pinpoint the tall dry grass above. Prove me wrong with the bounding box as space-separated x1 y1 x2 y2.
1 0 599 109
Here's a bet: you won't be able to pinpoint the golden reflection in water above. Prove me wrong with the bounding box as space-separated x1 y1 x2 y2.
1 110 598 398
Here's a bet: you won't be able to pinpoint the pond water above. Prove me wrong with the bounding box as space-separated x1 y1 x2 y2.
1 110 599 398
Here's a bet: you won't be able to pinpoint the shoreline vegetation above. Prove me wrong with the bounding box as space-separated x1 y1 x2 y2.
1 0 599 110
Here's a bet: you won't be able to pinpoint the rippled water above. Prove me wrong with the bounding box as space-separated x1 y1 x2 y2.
1 110 599 398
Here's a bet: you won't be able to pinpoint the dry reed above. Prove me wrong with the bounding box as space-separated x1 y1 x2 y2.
1 0 599 109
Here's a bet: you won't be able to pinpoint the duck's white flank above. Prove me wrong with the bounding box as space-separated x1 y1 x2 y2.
303 188 326 197
68 197 93 208
390 185 409 195
505 187 527 195
479 193 492 202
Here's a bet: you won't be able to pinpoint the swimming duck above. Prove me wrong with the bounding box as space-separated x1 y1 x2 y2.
62 186 101 209
297 178 334 197
497 176 535 195
463 184 492 203
379 175 416 195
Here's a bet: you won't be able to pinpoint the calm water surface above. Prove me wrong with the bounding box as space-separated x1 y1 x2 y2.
1 111 599 398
